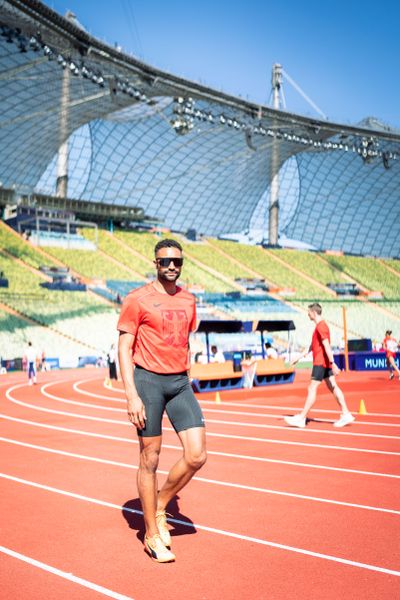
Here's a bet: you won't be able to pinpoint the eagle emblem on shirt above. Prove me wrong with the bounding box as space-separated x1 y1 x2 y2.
162 310 188 347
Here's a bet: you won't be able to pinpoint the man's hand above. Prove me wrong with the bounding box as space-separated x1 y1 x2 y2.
127 395 146 430
331 362 340 376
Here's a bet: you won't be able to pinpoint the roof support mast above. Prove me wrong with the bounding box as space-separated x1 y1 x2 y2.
56 11 78 199
56 66 69 198
268 63 282 247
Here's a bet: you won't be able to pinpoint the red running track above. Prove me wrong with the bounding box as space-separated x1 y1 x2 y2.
1 367 400 599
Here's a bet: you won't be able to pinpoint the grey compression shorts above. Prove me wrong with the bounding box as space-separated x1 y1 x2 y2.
134 365 205 437
311 365 334 381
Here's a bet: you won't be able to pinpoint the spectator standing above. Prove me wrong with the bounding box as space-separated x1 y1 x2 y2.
24 342 37 385
106 343 118 388
241 350 257 388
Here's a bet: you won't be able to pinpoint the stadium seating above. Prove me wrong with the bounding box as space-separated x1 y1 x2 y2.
383 259 400 274
202 293 296 315
269 248 349 286
184 240 255 281
0 221 56 269
322 255 400 298
82 228 150 278
208 239 332 299
293 300 400 348
113 230 235 292
0 311 90 361
0 249 119 357
1 219 399 362
106 280 143 297
43 245 135 281
30 230 96 250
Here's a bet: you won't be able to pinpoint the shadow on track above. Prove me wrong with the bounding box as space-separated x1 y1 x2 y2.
122 495 197 544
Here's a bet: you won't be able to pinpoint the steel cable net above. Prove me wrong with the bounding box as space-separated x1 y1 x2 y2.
1 0 399 256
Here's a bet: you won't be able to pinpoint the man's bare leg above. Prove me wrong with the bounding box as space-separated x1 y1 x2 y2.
326 376 352 414
298 379 321 419
157 427 206 511
388 356 400 377
137 435 162 538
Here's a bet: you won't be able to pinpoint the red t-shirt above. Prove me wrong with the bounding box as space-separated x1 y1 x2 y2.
311 320 331 367
383 336 397 357
117 283 196 374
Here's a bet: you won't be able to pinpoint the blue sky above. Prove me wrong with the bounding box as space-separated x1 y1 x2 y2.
44 0 399 128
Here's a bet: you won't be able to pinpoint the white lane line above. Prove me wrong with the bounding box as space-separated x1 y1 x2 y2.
0 545 134 600
5 394 400 456
7 392 127 424
73 379 400 421
41 384 123 412
2 473 400 578
47 382 400 428
2 414 398 479
205 417 400 440
72 381 126 404
199 399 400 419
2 437 399 515
5 394 400 458
43 384 400 440
203 408 400 428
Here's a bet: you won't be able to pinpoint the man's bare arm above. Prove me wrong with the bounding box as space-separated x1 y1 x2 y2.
291 344 312 366
322 338 339 374
118 332 146 429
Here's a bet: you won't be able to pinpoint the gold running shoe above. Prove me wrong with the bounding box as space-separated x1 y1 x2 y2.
144 534 175 563
156 509 172 547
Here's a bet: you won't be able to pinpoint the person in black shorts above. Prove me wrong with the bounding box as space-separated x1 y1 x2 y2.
105 343 118 388
284 303 355 429
118 239 206 563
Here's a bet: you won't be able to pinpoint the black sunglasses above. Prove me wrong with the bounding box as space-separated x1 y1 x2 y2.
156 257 184 267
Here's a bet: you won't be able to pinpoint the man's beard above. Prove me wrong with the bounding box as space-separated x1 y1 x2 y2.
159 270 180 282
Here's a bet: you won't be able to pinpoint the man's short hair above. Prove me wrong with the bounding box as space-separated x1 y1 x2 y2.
154 238 183 255
386 330 392 336
308 303 322 315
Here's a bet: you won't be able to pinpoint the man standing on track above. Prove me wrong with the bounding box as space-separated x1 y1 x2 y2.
118 239 206 563
284 303 355 428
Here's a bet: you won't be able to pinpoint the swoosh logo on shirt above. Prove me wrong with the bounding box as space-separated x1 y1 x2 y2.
153 303 162 307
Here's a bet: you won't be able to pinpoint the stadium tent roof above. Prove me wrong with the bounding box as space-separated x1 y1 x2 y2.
0 0 399 257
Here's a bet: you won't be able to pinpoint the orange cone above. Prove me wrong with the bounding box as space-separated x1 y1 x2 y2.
359 399 367 415
215 392 221 404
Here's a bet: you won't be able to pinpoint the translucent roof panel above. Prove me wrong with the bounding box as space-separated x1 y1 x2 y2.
1 0 399 257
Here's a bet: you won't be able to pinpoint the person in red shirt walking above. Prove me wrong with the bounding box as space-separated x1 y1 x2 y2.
382 330 400 380
284 303 355 428
118 239 206 563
